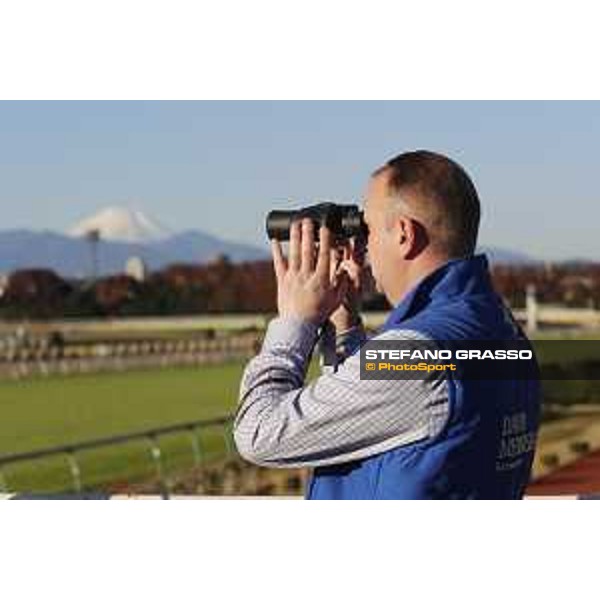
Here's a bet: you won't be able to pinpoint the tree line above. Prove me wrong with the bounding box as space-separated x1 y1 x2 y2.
1 259 600 320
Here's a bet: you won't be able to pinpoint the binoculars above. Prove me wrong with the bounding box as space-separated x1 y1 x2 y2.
266 202 367 242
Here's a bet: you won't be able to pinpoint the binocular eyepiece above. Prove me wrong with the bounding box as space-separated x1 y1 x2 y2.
266 202 367 242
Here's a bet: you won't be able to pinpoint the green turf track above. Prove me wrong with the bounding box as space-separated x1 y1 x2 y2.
0 363 245 493
0 339 598 493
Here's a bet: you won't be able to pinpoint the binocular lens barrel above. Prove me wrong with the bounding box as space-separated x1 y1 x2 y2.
265 210 297 241
266 202 366 242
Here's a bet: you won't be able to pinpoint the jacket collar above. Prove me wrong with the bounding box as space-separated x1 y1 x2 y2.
384 254 494 327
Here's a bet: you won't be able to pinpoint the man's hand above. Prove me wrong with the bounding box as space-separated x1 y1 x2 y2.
271 219 349 325
329 238 367 332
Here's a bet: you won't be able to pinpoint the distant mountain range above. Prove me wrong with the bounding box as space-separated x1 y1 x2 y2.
0 228 271 278
0 207 268 277
0 206 544 278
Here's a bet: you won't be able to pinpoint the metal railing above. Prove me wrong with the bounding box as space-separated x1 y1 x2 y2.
0 332 262 380
0 415 234 498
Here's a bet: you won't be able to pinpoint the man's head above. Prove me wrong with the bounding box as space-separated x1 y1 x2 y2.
363 150 481 306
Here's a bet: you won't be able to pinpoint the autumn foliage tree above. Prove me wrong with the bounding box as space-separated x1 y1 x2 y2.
0 269 72 318
1 260 599 319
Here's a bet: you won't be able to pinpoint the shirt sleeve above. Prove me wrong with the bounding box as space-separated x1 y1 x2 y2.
233 316 450 468
335 321 367 363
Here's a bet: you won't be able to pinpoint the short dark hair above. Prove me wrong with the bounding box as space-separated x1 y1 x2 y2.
375 150 481 258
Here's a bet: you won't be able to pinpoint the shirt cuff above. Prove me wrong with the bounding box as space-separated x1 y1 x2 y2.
336 323 366 359
262 316 320 359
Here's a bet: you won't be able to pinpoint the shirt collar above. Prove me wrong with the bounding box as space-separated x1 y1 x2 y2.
383 254 493 327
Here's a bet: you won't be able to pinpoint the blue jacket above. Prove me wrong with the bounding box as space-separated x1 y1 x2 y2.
307 255 541 499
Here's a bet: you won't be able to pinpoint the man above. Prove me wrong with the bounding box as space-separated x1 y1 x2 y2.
234 150 541 499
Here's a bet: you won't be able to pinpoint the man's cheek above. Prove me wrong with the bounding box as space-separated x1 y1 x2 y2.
371 269 382 293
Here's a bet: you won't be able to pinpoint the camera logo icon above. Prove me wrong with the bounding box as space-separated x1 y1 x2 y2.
365 362 376 371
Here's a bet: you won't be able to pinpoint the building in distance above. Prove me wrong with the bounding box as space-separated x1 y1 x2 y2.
125 256 148 282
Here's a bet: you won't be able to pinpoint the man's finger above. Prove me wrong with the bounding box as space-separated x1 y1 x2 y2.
301 219 315 274
329 246 342 280
333 269 350 305
271 239 287 280
316 225 332 279
352 237 367 265
288 220 301 272
343 243 351 261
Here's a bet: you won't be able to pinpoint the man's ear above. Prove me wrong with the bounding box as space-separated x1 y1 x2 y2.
400 216 428 259
397 216 413 257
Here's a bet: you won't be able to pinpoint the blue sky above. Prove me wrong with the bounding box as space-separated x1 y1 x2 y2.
0 101 598 260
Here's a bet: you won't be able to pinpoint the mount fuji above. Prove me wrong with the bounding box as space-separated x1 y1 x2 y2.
68 206 172 244
0 207 268 278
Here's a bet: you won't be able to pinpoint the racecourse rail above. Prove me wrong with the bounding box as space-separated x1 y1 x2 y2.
1 305 599 337
2 414 600 500
2 307 599 381
0 415 234 497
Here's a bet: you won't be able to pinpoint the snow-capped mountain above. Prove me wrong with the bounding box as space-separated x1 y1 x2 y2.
68 206 171 243
0 206 268 277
